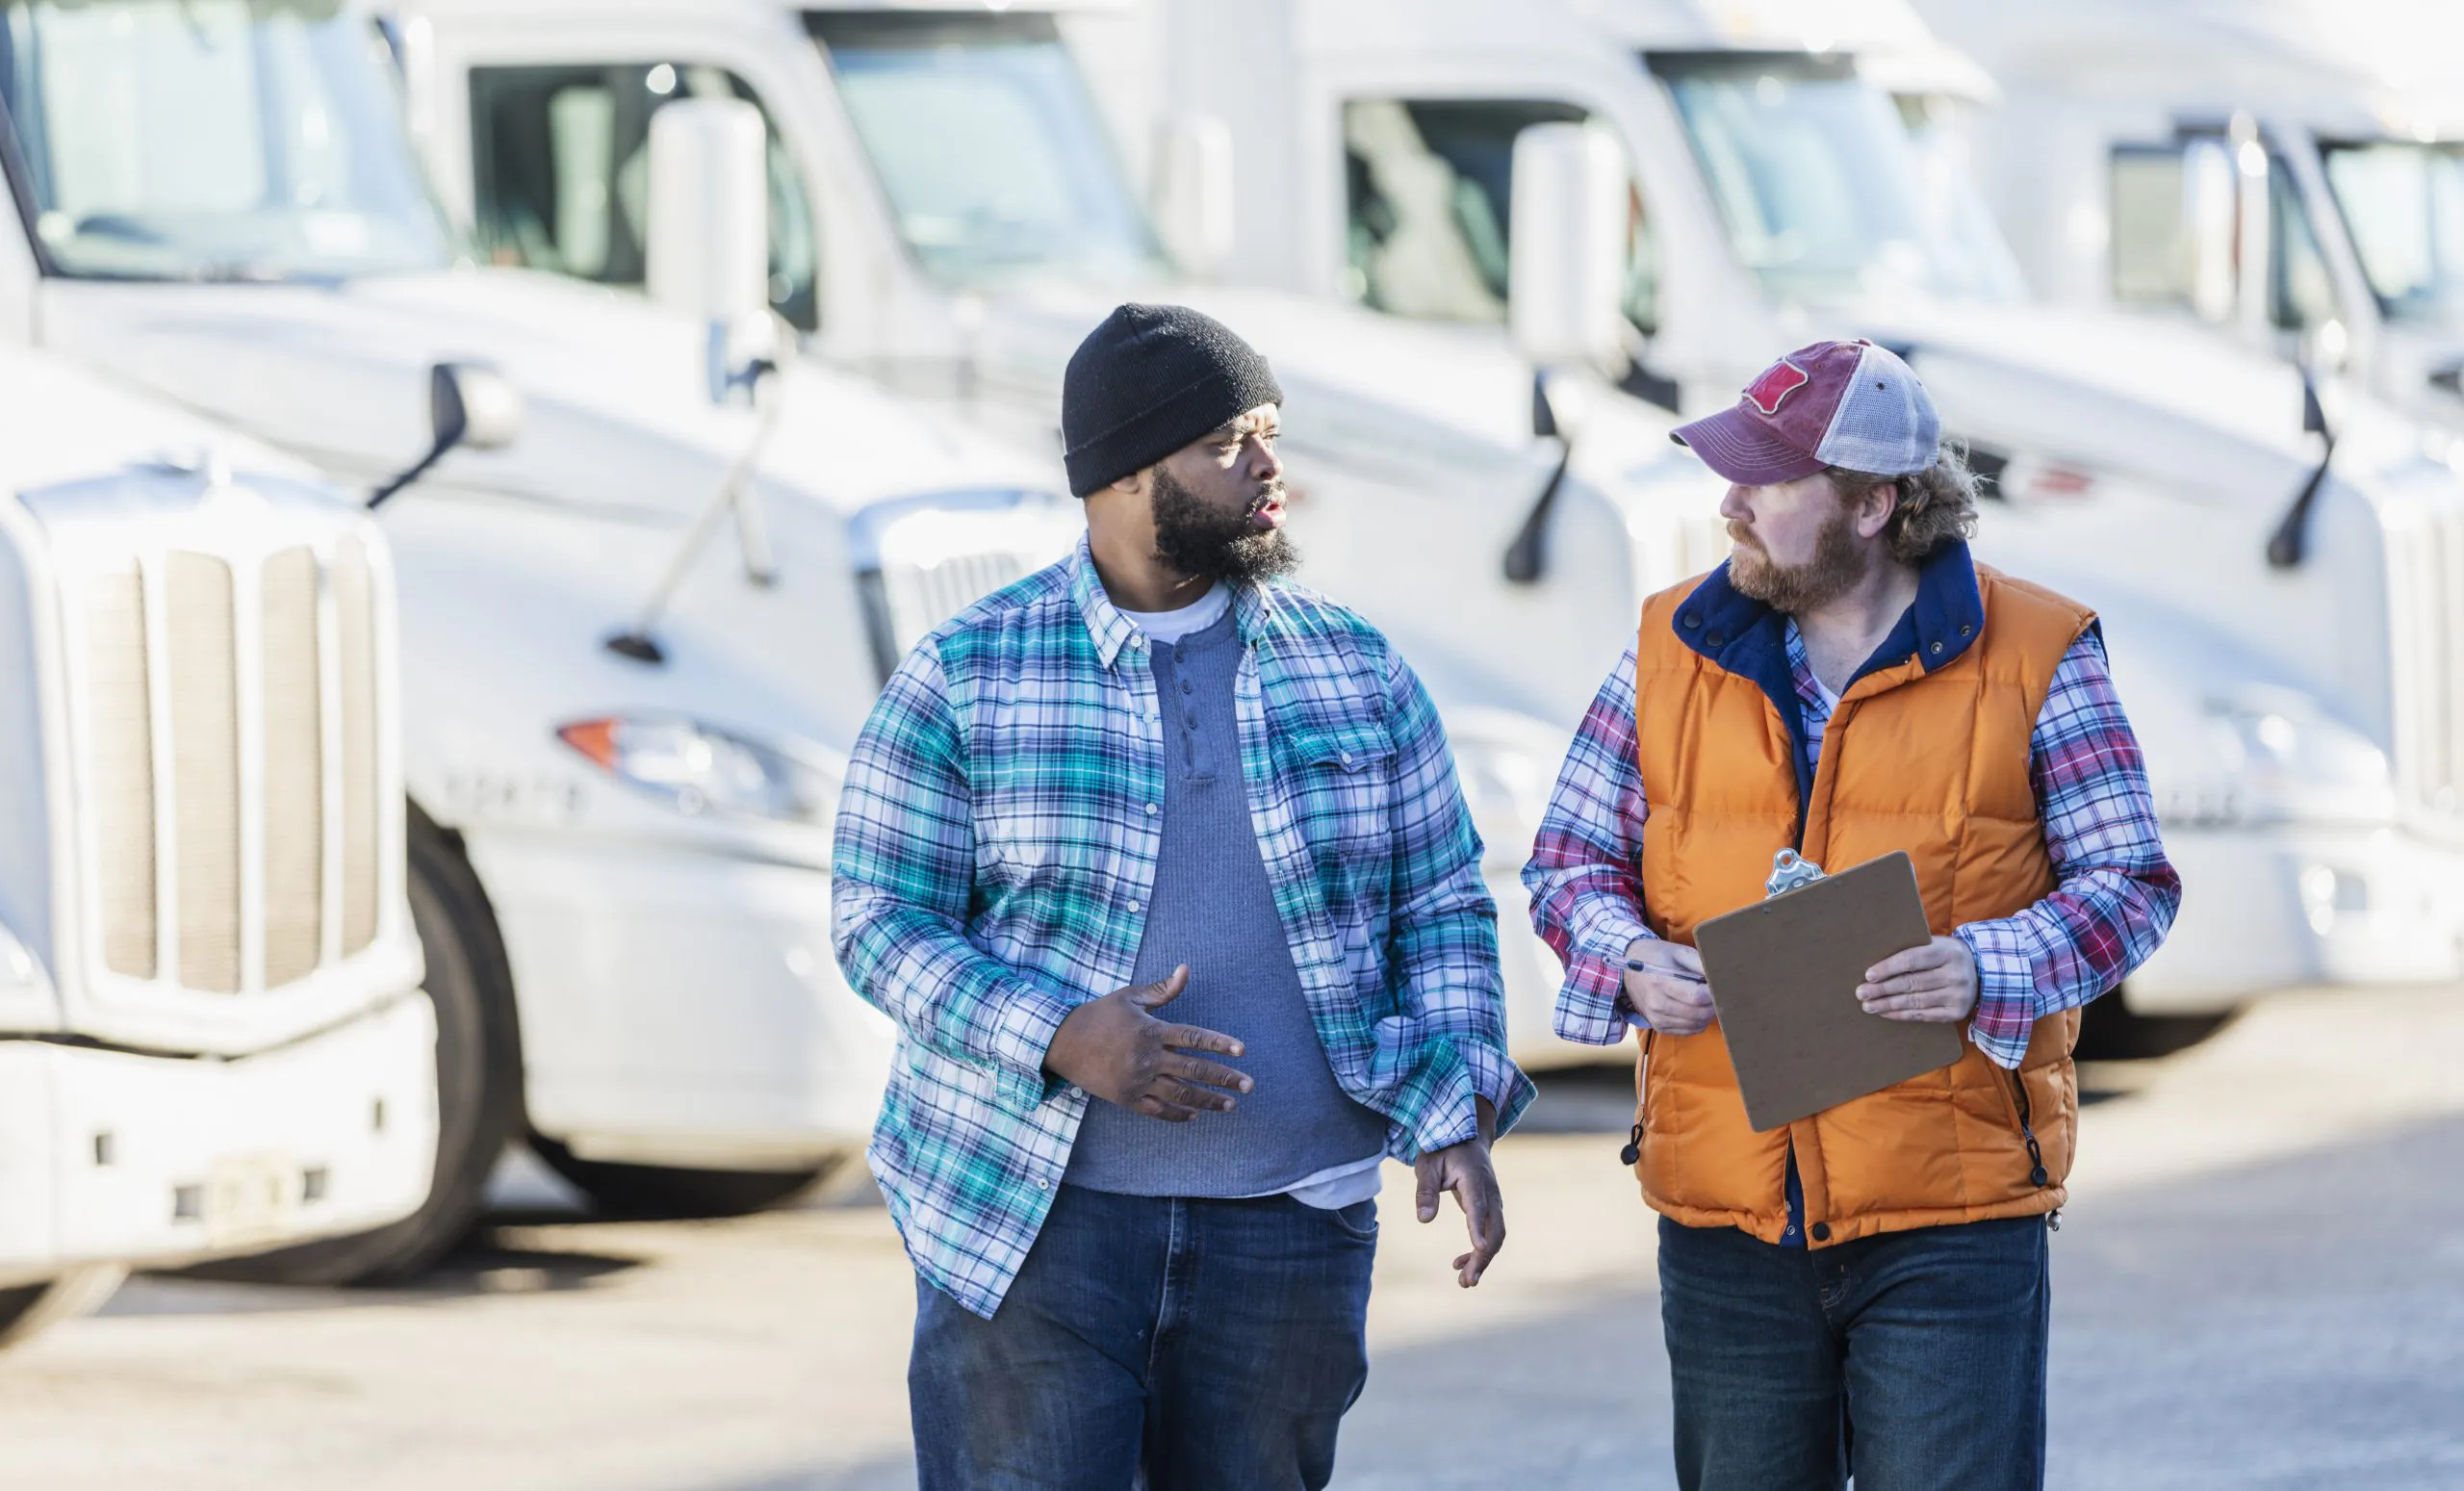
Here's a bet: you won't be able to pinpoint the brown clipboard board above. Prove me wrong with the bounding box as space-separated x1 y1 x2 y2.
1691 851 1964 1132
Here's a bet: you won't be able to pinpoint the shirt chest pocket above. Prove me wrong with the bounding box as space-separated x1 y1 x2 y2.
1280 722 1398 866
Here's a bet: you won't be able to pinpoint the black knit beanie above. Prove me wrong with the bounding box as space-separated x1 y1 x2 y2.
1062 303 1284 497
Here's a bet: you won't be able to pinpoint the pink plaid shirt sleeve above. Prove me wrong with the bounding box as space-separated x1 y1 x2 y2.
1521 648 1655 1045
1954 626 2181 1067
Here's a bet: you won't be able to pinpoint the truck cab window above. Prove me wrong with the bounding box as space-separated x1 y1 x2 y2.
2109 139 2335 333
2322 141 2464 326
0 0 449 281
1342 97 1657 333
2110 145 2196 309
468 63 820 330
2271 168 2335 334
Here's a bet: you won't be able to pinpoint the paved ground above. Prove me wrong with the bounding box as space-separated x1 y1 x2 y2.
2 985 2459 1490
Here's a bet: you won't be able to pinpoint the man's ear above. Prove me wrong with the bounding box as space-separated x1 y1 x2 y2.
1854 480 1899 540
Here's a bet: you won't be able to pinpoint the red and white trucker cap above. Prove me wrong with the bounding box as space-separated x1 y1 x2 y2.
1671 340 1940 485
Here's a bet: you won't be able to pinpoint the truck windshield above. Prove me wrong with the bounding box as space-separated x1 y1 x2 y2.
807 12 1166 288
1652 57 2021 307
0 0 449 281
2322 141 2464 326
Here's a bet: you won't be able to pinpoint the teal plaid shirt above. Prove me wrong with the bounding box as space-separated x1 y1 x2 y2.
832 539 1534 1318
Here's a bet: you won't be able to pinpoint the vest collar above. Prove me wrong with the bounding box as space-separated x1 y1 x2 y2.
1672 539 1986 684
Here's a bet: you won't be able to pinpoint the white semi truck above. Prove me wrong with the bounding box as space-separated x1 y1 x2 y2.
0 0 1090 1277
392 0 1737 1069
1905 0 2464 444
0 347 437 1347
1135 0 2464 1016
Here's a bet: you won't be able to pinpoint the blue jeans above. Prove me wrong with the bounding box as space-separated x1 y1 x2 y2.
909 1183 1377 1490
1658 1213 2050 1491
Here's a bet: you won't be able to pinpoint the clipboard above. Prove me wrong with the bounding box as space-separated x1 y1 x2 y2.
1691 851 1963 1132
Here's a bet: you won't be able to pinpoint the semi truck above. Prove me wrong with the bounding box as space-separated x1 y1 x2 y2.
1905 0 2464 444
1135 0 2464 1016
391 0 1738 1068
0 347 436 1347
0 0 1088 1277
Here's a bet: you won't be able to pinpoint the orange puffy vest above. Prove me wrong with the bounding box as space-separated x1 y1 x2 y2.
1631 562 2094 1245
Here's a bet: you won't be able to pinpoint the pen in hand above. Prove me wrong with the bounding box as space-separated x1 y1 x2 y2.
1626 958 1706 983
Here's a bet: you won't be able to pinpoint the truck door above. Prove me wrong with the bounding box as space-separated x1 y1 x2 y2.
1338 95 1667 403
465 61 821 330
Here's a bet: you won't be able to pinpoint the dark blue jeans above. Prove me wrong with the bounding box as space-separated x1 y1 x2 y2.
909 1183 1377 1490
1658 1213 2050 1491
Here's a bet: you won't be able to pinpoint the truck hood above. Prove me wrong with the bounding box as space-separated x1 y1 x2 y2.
0 343 312 496
1843 301 2371 502
38 269 1060 518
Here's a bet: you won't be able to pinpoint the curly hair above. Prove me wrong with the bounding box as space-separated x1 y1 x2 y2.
1824 445 1982 566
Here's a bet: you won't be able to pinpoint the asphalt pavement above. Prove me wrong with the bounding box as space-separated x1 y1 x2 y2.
1 985 2457 1491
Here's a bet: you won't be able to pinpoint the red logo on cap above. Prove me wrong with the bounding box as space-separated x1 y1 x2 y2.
1744 358 1810 416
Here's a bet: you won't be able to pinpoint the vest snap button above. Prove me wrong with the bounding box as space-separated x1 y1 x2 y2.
1961 624 1973 636
1707 632 1725 647
1682 613 1701 628
1810 1221 1832 1242
1930 641 1943 655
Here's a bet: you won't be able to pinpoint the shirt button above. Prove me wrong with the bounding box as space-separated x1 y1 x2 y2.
1341 752 1353 765
1144 803 1158 815
1036 1177 1050 1191
1181 681 1193 694
1128 899 1143 913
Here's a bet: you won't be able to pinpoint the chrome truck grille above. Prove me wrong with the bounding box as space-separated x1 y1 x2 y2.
850 491 1083 681
2386 501 2464 821
76 536 384 995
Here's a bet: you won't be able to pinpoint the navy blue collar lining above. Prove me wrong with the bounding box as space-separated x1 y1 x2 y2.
1669 540 1986 843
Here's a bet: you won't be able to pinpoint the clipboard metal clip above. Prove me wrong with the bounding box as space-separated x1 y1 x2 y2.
1764 849 1827 898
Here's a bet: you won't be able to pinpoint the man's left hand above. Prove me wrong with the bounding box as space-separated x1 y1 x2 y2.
1414 1097 1504 1288
1857 937 1979 1022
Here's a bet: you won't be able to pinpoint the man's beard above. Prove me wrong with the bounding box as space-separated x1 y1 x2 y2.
1727 506 1865 613
1150 465 1297 585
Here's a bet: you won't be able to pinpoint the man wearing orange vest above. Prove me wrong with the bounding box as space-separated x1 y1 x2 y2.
1525 340 2180 1490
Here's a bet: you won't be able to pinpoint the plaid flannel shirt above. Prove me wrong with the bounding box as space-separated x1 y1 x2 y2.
1524 612 2180 1068
834 538 1534 1319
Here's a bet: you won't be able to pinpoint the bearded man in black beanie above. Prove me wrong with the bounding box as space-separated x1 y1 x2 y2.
834 303 1531 1489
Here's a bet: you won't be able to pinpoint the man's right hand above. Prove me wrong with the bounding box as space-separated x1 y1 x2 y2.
1623 938 1715 1036
1044 965 1252 1120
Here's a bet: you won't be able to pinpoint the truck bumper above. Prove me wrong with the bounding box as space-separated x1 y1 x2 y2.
470 834 893 1171
0 993 438 1288
2126 822 2464 1015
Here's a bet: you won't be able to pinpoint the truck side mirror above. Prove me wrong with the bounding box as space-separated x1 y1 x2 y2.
1153 114 1235 280
1507 121 1628 371
435 362 523 452
370 363 523 508
647 97 772 401
2182 136 2238 325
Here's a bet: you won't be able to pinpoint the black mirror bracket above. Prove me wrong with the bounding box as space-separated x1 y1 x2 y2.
1503 371 1575 585
2267 372 2336 569
605 358 788 666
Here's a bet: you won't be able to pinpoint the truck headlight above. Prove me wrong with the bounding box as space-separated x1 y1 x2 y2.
556 716 844 827
2194 692 2393 827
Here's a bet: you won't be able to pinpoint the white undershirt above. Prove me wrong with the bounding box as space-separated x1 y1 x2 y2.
1116 580 1388 1212
1116 581 1229 642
